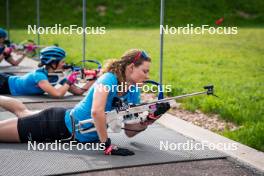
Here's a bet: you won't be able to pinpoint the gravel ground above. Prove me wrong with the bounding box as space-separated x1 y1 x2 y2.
169 108 238 132
141 93 238 132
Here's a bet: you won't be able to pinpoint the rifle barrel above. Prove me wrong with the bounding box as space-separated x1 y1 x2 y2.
141 91 208 106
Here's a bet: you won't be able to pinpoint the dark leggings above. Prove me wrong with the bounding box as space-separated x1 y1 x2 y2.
17 107 71 142
0 73 12 94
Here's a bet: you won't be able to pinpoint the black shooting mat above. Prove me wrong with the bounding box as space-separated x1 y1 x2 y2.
0 122 227 176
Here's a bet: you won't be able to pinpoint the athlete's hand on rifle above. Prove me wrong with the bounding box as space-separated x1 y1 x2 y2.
142 102 171 125
24 44 37 52
103 138 135 156
67 71 79 84
152 102 171 118
82 69 98 81
3 47 12 57
59 71 79 86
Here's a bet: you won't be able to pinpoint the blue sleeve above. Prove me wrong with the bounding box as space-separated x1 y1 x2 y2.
34 71 48 84
96 72 118 91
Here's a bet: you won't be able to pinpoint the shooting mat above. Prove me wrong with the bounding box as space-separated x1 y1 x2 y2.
4 93 85 104
0 57 37 73
0 123 226 176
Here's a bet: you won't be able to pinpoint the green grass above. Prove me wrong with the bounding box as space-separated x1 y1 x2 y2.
9 28 264 151
0 0 264 28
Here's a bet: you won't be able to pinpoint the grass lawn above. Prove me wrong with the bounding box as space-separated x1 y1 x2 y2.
9 28 264 151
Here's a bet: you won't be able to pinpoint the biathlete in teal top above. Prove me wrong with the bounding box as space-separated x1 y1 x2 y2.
0 49 170 156
0 46 94 97
0 28 26 66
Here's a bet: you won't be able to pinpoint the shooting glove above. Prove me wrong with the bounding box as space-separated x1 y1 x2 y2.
59 71 79 85
141 102 171 126
82 69 98 81
103 138 135 156
25 44 36 52
152 102 171 118
3 47 12 58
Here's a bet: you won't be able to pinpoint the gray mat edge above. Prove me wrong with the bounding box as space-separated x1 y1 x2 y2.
4 95 84 103
52 157 227 176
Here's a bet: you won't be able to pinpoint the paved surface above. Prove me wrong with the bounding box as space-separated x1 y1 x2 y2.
158 113 264 173
72 158 262 176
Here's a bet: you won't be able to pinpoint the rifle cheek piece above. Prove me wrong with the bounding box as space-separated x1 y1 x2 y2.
62 64 73 70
